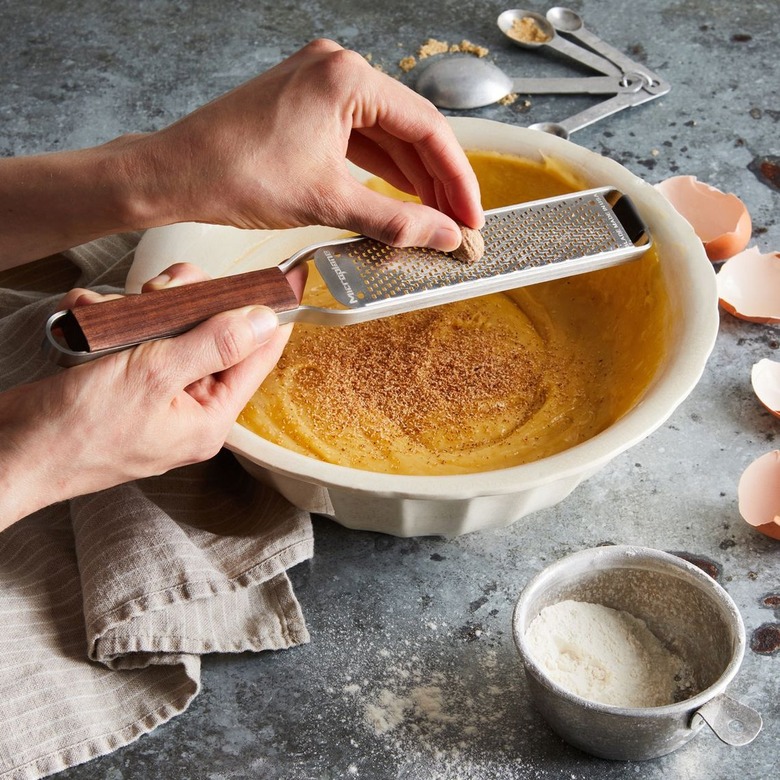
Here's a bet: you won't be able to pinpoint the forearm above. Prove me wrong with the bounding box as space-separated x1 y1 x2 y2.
0 134 174 269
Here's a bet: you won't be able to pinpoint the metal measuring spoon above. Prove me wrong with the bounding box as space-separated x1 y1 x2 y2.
415 56 640 110
497 9 623 78
529 86 663 140
546 6 670 94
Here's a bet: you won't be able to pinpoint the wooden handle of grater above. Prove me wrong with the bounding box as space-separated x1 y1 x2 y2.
57 267 300 354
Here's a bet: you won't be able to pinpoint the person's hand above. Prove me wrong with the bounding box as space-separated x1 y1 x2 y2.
131 39 483 251
0 263 305 528
2 39 483 269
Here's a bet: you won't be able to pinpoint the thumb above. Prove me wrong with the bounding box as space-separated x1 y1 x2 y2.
331 178 463 252
158 305 279 385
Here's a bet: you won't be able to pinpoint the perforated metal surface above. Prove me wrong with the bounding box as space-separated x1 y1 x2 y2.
313 188 640 309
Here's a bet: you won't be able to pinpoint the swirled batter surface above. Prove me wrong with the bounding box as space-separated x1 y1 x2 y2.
239 152 668 475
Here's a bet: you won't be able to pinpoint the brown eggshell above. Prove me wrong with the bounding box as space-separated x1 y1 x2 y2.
738 450 780 540
752 359 780 418
655 175 752 261
717 247 780 323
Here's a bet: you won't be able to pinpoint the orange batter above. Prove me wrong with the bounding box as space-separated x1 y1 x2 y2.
239 151 668 475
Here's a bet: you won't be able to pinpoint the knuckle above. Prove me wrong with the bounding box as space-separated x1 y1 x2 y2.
318 47 367 86
383 211 418 247
126 342 175 397
299 178 348 226
305 38 342 55
60 288 102 309
165 261 200 277
137 360 170 398
212 320 247 369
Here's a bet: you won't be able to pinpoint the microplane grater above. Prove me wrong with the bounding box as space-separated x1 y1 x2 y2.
44 186 650 366
306 186 648 319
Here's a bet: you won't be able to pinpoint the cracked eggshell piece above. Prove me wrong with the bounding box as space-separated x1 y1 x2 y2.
738 450 780 540
717 246 780 323
655 175 751 262
752 359 780 418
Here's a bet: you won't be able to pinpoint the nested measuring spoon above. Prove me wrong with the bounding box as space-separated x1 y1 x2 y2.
497 9 623 78
546 6 670 94
529 86 663 140
415 56 643 110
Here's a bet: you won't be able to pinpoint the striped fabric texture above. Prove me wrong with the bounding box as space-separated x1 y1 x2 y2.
0 236 314 780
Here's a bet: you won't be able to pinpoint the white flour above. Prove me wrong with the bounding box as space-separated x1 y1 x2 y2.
335 636 531 780
525 600 692 707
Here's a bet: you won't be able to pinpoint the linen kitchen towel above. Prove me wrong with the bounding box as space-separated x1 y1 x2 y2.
0 235 313 780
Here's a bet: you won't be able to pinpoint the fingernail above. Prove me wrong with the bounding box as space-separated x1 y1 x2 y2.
144 272 172 290
246 306 279 343
428 226 462 253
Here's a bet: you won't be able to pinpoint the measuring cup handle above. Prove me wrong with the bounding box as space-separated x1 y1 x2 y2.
693 694 763 746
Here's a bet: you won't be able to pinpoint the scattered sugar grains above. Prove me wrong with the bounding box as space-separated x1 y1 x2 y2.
452 39 489 58
418 38 450 58
401 38 489 71
526 600 694 707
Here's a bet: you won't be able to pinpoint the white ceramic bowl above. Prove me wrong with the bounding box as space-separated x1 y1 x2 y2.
131 118 718 537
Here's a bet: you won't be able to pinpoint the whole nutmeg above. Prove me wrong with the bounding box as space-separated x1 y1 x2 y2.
451 224 485 264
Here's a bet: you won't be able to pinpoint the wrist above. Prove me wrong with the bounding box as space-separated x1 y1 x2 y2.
0 136 184 268
97 133 182 232
0 387 61 529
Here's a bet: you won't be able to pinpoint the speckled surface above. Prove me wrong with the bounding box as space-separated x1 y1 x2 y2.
2 0 778 777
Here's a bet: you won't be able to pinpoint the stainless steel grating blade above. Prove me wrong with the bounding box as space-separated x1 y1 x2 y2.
288 185 650 324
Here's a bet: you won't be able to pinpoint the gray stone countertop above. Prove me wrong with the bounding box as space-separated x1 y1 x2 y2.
2 0 778 778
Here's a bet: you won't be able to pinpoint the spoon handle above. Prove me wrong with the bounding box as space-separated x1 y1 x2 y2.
511 75 631 94
565 26 647 76
556 89 661 135
549 12 670 93
544 36 623 78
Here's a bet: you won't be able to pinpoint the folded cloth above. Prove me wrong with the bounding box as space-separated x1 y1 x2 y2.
0 236 313 780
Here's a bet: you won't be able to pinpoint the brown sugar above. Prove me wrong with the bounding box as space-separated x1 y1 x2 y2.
397 38 489 73
453 39 489 57
418 38 450 58
508 16 552 44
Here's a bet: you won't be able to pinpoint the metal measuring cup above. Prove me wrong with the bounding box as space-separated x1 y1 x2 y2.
512 546 762 761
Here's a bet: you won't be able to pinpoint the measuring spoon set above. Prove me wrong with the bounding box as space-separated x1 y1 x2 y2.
416 7 670 139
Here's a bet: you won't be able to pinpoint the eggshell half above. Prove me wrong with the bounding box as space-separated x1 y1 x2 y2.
717 246 780 323
655 175 752 261
752 359 780 418
738 450 780 540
